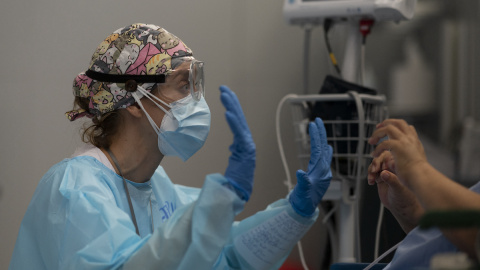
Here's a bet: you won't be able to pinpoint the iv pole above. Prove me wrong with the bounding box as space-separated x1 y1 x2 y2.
336 18 363 263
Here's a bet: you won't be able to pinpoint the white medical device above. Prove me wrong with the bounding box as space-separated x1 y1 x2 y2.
283 0 416 25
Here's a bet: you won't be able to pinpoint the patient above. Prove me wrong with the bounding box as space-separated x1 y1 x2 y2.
367 119 480 269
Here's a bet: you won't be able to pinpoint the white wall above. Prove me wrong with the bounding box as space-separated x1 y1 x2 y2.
0 0 330 268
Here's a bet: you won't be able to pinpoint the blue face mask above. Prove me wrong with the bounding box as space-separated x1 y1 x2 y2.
133 87 211 161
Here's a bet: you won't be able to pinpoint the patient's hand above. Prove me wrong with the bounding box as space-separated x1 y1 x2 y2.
368 119 428 190
368 151 424 233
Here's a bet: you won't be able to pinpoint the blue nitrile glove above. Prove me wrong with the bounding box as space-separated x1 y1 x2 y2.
289 118 333 217
220 85 256 201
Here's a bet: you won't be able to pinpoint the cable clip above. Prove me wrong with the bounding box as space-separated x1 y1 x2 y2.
359 19 375 41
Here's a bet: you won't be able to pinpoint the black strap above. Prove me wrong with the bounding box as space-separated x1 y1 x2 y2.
85 69 166 83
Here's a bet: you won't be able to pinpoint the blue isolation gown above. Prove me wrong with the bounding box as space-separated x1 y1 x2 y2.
9 147 318 270
383 181 480 270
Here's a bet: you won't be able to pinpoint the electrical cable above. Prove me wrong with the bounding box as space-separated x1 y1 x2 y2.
297 241 309 270
363 241 402 270
322 204 338 224
276 94 297 193
323 19 342 76
355 195 362 261
322 203 339 263
374 204 385 259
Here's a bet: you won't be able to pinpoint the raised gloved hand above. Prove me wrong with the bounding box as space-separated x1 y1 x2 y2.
290 118 333 217
220 85 256 201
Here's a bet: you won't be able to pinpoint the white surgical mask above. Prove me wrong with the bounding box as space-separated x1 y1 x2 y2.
132 86 211 161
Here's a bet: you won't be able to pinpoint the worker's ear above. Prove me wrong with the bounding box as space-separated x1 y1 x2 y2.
126 103 144 118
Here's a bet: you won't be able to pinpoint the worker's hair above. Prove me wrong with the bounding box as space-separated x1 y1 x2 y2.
73 96 123 149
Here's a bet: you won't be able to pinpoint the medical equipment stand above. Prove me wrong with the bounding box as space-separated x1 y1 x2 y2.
281 0 416 262
339 19 364 263
282 0 415 259
328 18 378 263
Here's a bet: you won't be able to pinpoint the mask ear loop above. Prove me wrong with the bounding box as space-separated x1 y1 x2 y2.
137 85 172 110
132 86 170 135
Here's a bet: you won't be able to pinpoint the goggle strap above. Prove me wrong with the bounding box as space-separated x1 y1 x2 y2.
85 69 166 83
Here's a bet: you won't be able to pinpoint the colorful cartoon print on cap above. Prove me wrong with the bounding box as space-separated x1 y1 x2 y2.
66 23 193 121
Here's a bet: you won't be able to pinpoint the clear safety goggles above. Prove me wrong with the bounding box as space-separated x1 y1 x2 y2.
163 59 205 102
189 59 205 101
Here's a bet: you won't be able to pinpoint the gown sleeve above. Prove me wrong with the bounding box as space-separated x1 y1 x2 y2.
213 197 319 270
123 173 245 270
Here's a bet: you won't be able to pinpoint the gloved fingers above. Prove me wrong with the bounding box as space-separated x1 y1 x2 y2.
307 122 321 172
219 85 238 111
308 121 321 157
225 111 243 140
219 85 250 132
314 118 332 159
225 113 255 155
308 118 333 174
314 118 328 147
220 85 255 155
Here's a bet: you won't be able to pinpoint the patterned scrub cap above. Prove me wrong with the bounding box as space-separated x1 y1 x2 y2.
66 23 193 121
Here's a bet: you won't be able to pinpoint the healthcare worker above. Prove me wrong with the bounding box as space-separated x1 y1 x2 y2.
9 23 333 270
368 119 480 269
